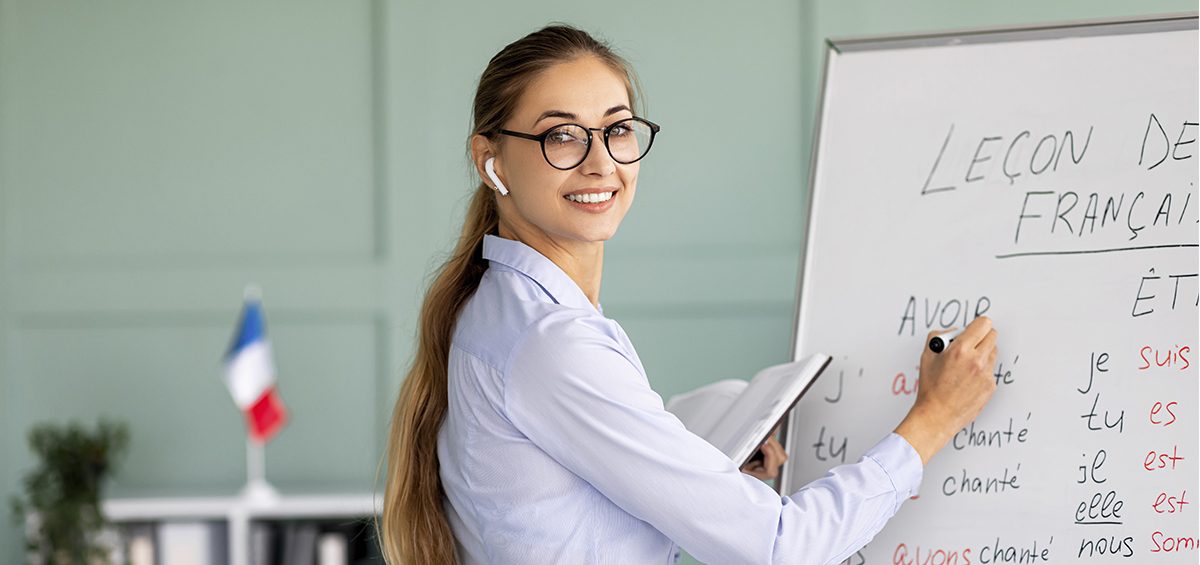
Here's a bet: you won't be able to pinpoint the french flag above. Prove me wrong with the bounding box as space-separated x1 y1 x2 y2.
223 292 289 443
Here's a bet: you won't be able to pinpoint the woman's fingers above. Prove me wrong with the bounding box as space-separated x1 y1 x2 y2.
740 436 790 480
976 328 998 353
768 436 787 463
761 437 786 478
957 316 993 349
742 461 766 480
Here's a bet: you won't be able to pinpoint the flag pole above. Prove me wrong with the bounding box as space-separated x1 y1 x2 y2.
241 437 280 505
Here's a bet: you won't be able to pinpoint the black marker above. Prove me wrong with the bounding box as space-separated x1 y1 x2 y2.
928 328 964 353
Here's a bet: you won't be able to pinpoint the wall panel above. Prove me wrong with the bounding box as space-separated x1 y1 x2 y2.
3 1 377 265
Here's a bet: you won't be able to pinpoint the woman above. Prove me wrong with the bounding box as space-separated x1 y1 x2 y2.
380 24 998 564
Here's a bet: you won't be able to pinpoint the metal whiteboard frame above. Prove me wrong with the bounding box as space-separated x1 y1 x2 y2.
777 12 1198 495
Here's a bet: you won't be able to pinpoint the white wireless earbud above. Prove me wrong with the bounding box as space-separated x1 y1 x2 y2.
484 157 509 196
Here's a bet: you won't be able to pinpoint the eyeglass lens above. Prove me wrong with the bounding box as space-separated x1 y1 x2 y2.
544 119 653 169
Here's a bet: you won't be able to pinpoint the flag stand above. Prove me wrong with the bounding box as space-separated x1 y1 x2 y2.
240 438 280 505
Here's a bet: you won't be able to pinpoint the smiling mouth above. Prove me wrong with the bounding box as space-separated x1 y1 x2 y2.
564 190 617 204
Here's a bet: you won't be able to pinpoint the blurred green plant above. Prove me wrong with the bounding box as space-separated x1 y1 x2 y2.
9 419 130 565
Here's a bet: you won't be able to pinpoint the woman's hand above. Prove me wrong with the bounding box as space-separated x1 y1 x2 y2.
894 315 999 465
741 432 787 481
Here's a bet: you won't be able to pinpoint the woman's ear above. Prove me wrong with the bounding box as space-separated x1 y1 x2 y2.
471 134 509 196
470 134 496 186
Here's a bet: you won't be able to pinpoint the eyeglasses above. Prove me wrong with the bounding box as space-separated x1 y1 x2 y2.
494 116 661 170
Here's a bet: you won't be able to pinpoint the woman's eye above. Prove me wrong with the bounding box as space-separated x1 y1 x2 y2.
548 130 581 145
609 125 631 137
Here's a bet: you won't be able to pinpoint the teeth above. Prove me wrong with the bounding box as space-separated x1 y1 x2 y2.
566 191 614 204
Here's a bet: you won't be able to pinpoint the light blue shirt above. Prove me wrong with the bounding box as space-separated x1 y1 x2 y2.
437 234 924 564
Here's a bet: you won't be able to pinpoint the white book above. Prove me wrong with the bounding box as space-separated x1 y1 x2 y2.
158 521 224 565
317 532 349 565
666 354 831 467
128 528 156 565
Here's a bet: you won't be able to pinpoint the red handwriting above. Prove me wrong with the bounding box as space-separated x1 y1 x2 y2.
1138 344 1191 371
892 372 919 396
1150 531 1198 552
1153 490 1189 514
1149 401 1179 426
1143 445 1185 471
893 543 973 565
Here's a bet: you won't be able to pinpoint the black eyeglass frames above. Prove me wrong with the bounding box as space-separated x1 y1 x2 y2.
494 116 660 170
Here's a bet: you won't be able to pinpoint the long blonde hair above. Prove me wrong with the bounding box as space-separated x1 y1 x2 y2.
378 24 643 564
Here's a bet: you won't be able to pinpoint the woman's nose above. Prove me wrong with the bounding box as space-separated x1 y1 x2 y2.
577 135 617 176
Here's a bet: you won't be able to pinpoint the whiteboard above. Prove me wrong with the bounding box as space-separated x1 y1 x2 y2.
782 14 1199 564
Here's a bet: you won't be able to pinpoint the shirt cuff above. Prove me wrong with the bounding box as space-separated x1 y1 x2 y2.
863 432 924 504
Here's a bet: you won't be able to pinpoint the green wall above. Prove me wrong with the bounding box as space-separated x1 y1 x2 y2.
0 1 1190 563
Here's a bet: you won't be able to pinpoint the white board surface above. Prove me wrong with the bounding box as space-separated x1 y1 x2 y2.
783 15 1199 564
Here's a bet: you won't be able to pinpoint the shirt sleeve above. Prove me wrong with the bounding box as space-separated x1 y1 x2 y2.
503 310 924 565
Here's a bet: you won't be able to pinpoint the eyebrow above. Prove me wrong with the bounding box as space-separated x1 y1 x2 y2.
532 104 631 128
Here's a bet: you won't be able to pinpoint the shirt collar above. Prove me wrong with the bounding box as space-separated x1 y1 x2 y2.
482 234 602 314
